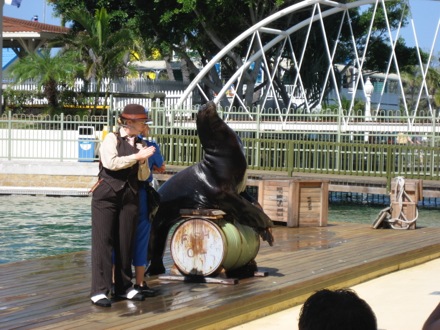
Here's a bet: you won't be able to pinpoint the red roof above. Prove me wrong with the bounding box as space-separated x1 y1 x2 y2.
2 16 69 34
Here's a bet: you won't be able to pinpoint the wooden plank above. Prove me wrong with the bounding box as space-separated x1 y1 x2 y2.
328 184 387 195
1 224 440 330
390 201 417 229
391 179 423 203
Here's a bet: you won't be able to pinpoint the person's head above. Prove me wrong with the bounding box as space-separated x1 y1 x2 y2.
298 288 377 330
118 104 151 136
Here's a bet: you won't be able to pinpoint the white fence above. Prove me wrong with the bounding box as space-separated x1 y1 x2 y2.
6 78 189 94
0 128 95 160
4 78 194 110
111 90 192 111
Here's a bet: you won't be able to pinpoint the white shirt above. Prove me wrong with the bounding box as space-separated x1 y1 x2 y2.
99 129 150 181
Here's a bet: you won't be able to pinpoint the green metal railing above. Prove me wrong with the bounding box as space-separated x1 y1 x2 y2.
152 134 439 191
1 107 439 192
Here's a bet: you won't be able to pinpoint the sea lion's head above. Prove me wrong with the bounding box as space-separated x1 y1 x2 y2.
197 101 244 156
196 101 247 185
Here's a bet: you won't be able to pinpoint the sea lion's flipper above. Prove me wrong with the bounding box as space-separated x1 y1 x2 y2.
259 228 274 246
219 191 274 245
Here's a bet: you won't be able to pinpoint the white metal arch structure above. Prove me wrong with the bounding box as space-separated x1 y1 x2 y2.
176 0 440 127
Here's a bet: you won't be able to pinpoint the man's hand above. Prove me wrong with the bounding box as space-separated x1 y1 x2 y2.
153 163 166 173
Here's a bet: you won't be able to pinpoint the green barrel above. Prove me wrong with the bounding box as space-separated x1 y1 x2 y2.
170 217 260 276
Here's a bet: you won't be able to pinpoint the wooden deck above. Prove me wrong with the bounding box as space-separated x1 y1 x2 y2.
2 222 440 330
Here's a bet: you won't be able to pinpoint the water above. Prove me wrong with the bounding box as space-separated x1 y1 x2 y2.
0 195 439 264
329 204 440 228
329 192 440 227
0 195 91 264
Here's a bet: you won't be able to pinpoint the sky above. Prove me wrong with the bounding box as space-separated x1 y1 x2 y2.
399 0 440 53
3 0 60 26
2 0 439 52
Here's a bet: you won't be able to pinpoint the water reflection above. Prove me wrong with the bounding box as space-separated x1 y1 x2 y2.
273 226 340 251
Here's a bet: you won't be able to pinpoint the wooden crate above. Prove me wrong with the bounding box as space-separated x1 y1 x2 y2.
390 201 417 229
390 179 423 203
258 178 329 227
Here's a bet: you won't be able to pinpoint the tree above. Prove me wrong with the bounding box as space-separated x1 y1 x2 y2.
59 7 141 114
8 48 82 114
137 0 418 108
49 0 140 31
426 67 440 110
401 65 440 115
50 0 421 109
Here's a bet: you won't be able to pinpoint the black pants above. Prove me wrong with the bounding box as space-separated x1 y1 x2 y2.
90 181 138 297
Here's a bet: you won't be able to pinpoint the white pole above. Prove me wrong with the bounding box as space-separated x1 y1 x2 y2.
43 0 46 23
364 77 374 142
364 77 374 122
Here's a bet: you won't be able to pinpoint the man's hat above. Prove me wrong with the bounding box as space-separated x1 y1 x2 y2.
120 104 150 121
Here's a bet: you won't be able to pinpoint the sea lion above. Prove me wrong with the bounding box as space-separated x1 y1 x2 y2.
147 101 274 275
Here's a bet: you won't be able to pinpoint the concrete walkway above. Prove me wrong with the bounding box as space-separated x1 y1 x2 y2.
230 258 440 330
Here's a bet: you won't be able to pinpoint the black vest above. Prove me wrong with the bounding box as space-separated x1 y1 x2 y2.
99 132 141 193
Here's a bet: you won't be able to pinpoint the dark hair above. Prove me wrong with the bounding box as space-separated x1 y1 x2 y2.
298 289 377 330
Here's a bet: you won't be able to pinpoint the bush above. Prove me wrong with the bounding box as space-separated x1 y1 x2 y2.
3 89 44 114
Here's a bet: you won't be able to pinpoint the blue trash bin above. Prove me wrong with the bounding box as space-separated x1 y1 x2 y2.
78 126 96 162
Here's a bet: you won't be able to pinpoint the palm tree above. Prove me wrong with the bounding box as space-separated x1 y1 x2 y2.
61 7 141 114
9 48 82 115
426 67 440 112
401 66 423 115
401 65 440 116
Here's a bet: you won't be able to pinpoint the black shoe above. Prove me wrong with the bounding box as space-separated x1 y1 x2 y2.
146 263 166 276
115 289 145 301
134 282 157 297
92 297 112 307
128 292 145 301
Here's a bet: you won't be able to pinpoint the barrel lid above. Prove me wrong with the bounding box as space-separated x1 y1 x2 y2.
180 209 225 217
171 218 226 276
